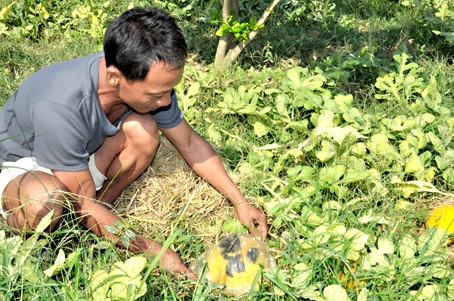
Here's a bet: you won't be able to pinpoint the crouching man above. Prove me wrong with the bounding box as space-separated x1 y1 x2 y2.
0 6 268 278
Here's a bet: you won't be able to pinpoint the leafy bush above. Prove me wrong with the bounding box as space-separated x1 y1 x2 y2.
0 0 117 41
192 47 454 236
403 0 454 44
0 212 67 300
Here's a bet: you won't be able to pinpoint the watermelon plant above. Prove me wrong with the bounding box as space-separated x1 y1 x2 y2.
2 0 454 299
189 45 454 298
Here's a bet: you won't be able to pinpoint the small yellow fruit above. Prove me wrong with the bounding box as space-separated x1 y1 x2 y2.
338 263 365 291
425 204 454 233
190 234 277 295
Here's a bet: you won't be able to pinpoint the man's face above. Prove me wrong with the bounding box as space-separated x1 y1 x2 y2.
116 62 184 113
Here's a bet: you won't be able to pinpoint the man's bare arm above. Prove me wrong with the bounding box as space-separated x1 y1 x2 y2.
52 169 196 277
160 119 269 238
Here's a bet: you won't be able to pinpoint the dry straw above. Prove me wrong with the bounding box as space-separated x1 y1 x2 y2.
114 137 238 247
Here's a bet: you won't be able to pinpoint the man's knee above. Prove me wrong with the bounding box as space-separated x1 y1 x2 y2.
25 196 64 229
3 172 67 232
7 194 65 232
123 113 160 151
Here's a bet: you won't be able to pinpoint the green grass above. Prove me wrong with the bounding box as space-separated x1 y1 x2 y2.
2 0 454 300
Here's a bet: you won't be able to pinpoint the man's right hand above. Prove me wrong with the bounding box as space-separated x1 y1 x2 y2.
160 248 197 279
53 169 197 280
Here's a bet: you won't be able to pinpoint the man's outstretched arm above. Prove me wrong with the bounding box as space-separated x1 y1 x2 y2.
160 119 269 238
53 169 196 278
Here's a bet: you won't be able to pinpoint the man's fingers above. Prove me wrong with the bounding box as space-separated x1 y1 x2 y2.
186 269 198 280
257 215 269 237
235 202 269 239
248 222 267 241
160 249 198 280
261 219 269 236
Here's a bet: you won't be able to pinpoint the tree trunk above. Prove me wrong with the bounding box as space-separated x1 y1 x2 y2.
214 0 239 70
214 0 281 71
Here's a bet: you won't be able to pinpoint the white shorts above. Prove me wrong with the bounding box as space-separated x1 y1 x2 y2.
0 155 106 218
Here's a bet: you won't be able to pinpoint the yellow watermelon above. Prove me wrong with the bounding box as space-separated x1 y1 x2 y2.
190 233 277 295
425 204 454 233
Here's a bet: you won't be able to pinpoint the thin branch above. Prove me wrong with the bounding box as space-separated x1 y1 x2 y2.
226 0 281 57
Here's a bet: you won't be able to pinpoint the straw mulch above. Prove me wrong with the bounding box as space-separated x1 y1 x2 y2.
426 195 454 209
113 137 238 246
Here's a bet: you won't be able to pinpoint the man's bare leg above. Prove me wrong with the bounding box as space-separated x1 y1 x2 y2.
93 112 160 205
2 171 66 232
1 113 158 231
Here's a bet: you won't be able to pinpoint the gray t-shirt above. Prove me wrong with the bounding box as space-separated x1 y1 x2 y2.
0 52 183 171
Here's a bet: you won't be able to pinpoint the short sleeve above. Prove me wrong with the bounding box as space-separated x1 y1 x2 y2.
151 89 183 129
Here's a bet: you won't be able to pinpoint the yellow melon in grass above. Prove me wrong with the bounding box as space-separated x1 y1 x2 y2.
425 204 454 233
190 234 277 296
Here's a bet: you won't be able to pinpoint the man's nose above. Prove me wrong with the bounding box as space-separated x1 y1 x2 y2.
156 93 171 107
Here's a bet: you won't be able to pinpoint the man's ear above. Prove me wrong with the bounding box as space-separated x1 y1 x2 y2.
106 65 121 87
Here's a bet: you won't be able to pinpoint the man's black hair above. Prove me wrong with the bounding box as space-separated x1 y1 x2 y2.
103 6 188 81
